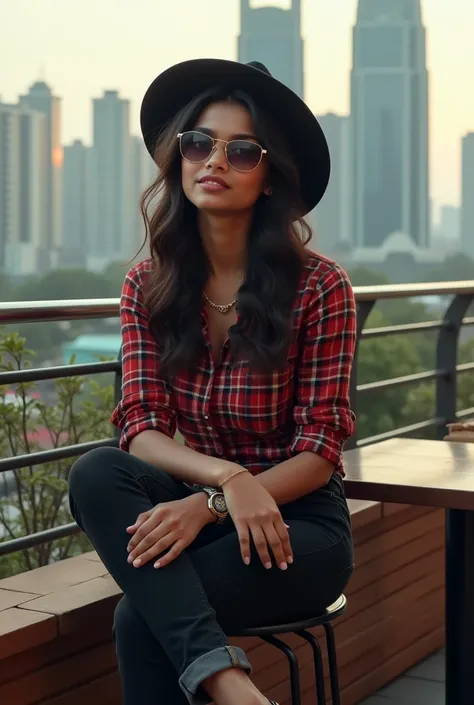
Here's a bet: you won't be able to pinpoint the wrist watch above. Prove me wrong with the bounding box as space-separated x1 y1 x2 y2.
196 486 228 524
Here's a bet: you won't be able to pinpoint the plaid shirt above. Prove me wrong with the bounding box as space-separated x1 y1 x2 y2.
111 253 357 475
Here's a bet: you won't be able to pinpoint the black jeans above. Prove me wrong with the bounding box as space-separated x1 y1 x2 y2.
68 447 354 705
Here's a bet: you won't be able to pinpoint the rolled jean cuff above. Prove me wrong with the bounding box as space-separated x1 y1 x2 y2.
179 645 252 705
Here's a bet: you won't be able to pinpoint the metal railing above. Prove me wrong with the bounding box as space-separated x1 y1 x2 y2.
1 280 474 557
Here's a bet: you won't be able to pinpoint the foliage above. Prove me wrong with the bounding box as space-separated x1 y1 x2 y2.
423 254 474 283
400 338 474 428
0 333 115 578
1 263 128 364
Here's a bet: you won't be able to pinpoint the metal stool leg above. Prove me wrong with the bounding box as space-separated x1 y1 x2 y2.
263 634 301 705
323 623 341 705
298 630 327 704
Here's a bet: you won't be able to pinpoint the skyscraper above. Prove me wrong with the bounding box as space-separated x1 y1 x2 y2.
311 114 351 253
0 102 47 276
238 0 304 98
130 136 158 254
20 81 62 267
350 0 429 249
461 132 474 258
439 205 460 243
61 140 91 267
89 90 132 270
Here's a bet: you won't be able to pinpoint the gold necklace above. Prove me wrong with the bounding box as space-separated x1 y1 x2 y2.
203 292 236 314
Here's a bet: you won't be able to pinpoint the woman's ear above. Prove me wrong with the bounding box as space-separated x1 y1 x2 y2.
263 185 273 196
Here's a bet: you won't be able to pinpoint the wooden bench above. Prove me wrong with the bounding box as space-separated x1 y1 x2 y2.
0 499 444 705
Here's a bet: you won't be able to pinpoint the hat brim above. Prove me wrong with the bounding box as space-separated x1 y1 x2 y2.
140 58 330 215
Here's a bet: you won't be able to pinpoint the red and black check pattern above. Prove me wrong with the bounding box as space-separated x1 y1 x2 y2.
111 253 357 475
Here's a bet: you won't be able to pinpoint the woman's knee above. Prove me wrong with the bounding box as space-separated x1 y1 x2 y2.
68 446 124 505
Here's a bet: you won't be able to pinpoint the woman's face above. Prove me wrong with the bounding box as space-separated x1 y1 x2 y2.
180 101 269 213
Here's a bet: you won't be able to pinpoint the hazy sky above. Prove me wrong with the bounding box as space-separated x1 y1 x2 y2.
2 0 473 209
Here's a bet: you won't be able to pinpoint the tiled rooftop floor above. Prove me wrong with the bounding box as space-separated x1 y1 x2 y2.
359 648 445 704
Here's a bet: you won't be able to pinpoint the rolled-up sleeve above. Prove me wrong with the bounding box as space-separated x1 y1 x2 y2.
291 265 357 469
110 265 176 451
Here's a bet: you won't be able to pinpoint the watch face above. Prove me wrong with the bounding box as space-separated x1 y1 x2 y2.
212 493 227 515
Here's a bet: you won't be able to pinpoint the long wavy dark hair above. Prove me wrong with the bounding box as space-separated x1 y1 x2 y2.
140 87 312 377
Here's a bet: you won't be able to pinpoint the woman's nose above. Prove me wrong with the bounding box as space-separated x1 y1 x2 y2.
205 142 228 170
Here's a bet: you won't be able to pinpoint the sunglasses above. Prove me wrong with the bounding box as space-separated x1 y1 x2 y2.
177 130 267 172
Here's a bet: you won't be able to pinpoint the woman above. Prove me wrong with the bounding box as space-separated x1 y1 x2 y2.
69 59 357 705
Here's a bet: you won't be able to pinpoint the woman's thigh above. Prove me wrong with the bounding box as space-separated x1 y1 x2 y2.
189 512 354 632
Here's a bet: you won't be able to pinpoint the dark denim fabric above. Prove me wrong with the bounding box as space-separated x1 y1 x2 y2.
69 447 353 705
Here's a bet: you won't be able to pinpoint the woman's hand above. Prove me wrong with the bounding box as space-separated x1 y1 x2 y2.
126 493 214 569
223 472 293 570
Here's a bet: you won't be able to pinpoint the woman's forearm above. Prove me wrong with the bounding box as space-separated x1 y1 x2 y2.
129 431 334 504
128 430 237 487
255 451 334 506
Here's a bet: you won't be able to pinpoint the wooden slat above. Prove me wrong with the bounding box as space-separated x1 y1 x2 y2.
0 642 117 705
0 617 114 685
0 608 57 661
37 671 121 705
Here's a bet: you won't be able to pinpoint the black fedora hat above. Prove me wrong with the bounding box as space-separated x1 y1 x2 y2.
140 58 330 215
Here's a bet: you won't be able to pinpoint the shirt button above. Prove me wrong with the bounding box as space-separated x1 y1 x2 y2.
207 425 212 431
204 415 209 420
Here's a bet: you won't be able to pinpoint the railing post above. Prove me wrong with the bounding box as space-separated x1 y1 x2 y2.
346 300 375 449
114 346 123 440
435 294 474 438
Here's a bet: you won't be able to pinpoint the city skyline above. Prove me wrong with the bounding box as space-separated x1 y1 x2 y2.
1 0 473 209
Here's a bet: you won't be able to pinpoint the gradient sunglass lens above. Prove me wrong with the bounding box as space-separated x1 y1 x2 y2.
226 140 263 171
180 132 214 162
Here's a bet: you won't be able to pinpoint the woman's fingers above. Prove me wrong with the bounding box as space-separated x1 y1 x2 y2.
273 519 293 565
127 514 166 556
128 531 176 567
235 511 293 570
260 522 290 569
154 539 186 569
249 524 273 569
126 509 153 535
235 522 251 565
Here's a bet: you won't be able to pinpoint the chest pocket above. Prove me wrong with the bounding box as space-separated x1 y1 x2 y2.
223 363 295 434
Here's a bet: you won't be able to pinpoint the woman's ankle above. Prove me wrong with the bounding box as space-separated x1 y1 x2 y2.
204 667 268 705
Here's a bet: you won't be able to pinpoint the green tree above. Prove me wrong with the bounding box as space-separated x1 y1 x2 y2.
14 268 117 301
401 338 474 426
423 254 474 283
347 267 390 287
355 309 424 439
348 265 440 376
103 260 137 296
3 267 124 364
0 332 115 578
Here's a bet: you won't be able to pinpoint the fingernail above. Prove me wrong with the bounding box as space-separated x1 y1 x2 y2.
126 545 131 552
265 562 272 570
244 557 250 565
287 555 294 564
127 554 133 563
133 558 141 567
154 561 161 569
284 524 290 529
279 562 288 570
